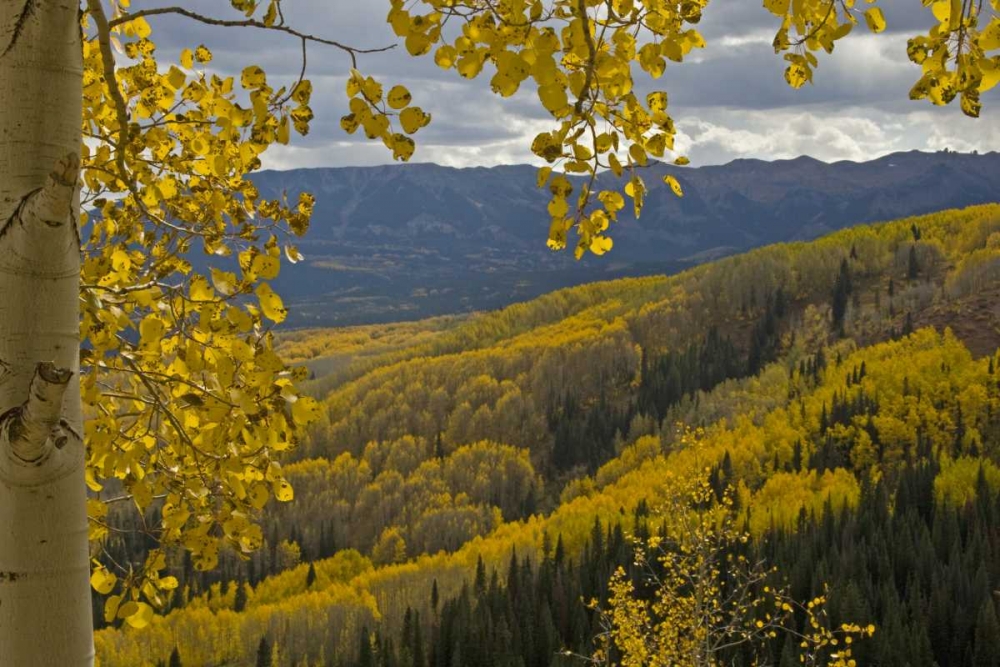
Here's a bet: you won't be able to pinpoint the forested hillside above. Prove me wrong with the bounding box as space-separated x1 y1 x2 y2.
94 203 1000 666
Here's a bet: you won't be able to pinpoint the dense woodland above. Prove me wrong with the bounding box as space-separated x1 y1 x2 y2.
92 203 1000 666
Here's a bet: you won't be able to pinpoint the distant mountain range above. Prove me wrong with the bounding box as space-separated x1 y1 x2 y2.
255 150 1000 326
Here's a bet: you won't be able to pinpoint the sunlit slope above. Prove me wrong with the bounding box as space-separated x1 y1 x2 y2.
93 203 1000 666
95 326 999 665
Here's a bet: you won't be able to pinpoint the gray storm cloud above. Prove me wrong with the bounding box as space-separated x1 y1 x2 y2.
139 0 1000 169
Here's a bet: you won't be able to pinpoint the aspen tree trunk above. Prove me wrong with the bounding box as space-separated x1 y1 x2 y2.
0 1 94 664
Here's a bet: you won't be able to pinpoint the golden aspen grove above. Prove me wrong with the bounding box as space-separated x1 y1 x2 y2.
0 0 998 666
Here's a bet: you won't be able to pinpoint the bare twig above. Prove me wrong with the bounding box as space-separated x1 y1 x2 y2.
108 6 394 68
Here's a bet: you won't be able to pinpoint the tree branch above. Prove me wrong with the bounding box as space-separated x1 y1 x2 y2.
0 362 75 465
108 6 395 68
85 0 131 187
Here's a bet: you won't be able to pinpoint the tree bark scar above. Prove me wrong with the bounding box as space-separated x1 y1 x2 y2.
0 362 74 466
0 571 24 583
0 0 37 59
0 188 41 240
0 154 80 242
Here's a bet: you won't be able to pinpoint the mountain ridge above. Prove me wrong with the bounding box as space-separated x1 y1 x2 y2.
253 150 1000 326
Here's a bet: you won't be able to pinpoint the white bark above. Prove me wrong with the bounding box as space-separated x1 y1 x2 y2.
0 1 94 665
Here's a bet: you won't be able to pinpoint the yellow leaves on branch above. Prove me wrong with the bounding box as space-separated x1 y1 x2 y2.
593 468 874 666
371 0 995 259
385 0 703 257
341 69 430 161
765 0 1000 117
255 283 287 323
81 1 326 616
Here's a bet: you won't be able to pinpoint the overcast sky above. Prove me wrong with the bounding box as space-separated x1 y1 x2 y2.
146 1 1000 171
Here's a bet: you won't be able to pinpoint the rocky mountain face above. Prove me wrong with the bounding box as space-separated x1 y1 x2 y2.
252 150 1000 326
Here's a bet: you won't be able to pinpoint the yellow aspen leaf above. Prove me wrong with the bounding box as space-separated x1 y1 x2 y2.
981 19 1000 51
573 143 593 160
341 113 360 134
189 275 213 301
346 70 363 97
647 91 668 113
273 478 294 502
122 17 151 39
388 6 411 36
103 595 122 624
675 156 690 166
405 32 432 56
251 252 280 280
399 107 430 134
291 80 312 105
458 52 486 78
980 60 1000 92
785 62 810 88
931 0 952 24
193 45 212 63
387 85 412 109
536 166 552 188
90 565 117 595
645 134 666 157
491 73 519 97
629 143 648 165
685 30 707 49
180 48 193 69
549 174 572 197
158 576 179 591
123 602 154 629
165 66 186 90
390 134 416 161
361 77 383 103
291 395 321 425
209 268 238 296
547 196 569 218
960 91 981 117
589 236 613 255
138 315 165 352
864 8 886 34
538 83 569 114
609 153 623 177
663 174 684 197
434 45 457 69
661 40 683 63
255 283 286 323
276 115 290 144
598 190 625 216
110 249 131 273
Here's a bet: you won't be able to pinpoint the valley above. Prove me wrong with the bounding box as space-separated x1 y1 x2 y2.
94 202 1000 666
252 151 1000 327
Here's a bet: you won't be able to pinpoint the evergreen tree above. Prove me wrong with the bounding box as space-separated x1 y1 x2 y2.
908 245 920 279
474 556 486 597
233 580 247 612
974 601 1000 667
831 258 852 334
168 647 182 667
903 311 914 337
306 562 317 589
359 628 374 667
256 637 272 667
